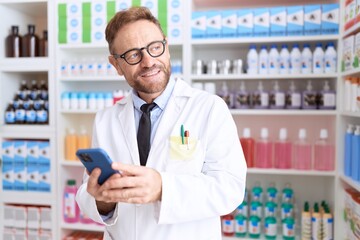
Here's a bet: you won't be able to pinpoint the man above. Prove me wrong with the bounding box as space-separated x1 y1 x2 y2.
76 6 247 240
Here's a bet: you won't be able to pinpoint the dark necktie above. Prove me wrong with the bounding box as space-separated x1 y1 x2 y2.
137 102 157 166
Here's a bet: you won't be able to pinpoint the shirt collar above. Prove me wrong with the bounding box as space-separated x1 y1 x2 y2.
132 77 176 112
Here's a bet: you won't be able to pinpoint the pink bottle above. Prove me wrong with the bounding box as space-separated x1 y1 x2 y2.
274 128 292 169
314 129 335 171
293 129 312 170
255 128 273 168
63 179 79 223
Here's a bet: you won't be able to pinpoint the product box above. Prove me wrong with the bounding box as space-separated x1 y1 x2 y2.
167 25 183 43
26 141 39 191
253 8 270 37
168 11 182 26
3 205 15 227
40 207 52 230
354 32 360 68
116 0 132 11
38 141 51 192
27 207 41 229
345 0 356 30
13 141 27 191
2 141 14 190
14 205 27 228
206 11 222 38
321 4 339 34
287 5 304 36
221 10 237 38
270 7 286 36
237 9 253 37
28 229 40 239
304 5 321 35
3 227 13 240
191 11 207 38
67 31 82 44
343 35 355 71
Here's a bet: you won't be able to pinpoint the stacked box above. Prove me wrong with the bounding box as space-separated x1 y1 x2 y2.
206 11 221 38
221 10 237 38
192 11 207 38
253 8 269 37
26 141 39 191
166 0 183 43
13 141 27 191
321 3 339 35
270 7 286 36
237 9 253 37
91 1 107 43
304 4 321 35
38 142 51 192
2 141 14 190
287 6 303 36
343 35 355 72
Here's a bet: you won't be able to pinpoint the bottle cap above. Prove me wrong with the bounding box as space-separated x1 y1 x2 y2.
68 128 76 135
298 128 306 139
279 128 287 140
320 129 328 139
261 128 269 139
243 128 251 138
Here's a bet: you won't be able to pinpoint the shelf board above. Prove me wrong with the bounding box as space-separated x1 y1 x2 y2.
61 222 104 232
230 109 337 116
0 125 55 139
0 57 50 72
59 75 125 82
340 111 360 118
191 35 339 46
2 191 53 205
341 67 360 77
191 73 338 80
340 175 360 192
247 168 336 176
61 109 98 114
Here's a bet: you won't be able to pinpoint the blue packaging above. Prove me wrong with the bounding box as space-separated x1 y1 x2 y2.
191 11 207 38
287 6 304 36
304 5 321 35
270 7 286 36
38 141 51 192
14 141 27 191
345 125 353 177
253 8 270 37
321 3 339 34
221 10 237 38
206 11 222 38
351 126 360 181
237 9 253 37
2 141 14 190
26 141 39 191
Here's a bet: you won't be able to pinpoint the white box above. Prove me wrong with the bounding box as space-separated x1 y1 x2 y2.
287 5 303 36
92 16 107 29
13 141 26 191
40 207 52 230
91 28 107 43
237 9 253 37
168 24 183 44
343 35 355 71
206 11 222 38
221 10 237 38
14 205 27 228
39 229 52 240
270 7 286 36
28 229 40 240
168 9 183 26
26 141 39 191
38 141 51 192
168 0 182 11
3 227 14 240
116 0 132 11
27 207 41 229
321 3 339 34
192 11 206 38
253 8 270 37
304 4 321 35
4 205 15 227
2 141 14 190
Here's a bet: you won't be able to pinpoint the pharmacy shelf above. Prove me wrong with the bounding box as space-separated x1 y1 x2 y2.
230 109 337 116
222 235 300 240
59 76 126 82
340 111 360 118
2 191 53 205
191 73 338 81
341 67 360 77
191 35 339 46
247 168 336 177
60 110 98 114
0 0 46 3
0 125 55 138
340 175 360 193
0 58 50 72
61 222 104 232
58 42 183 50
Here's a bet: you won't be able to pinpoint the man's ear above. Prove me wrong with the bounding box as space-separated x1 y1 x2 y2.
108 56 124 76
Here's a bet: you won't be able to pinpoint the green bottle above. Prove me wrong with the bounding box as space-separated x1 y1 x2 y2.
281 184 294 203
252 184 263 202
282 214 295 240
264 211 277 239
235 213 248 238
266 183 278 202
248 211 261 239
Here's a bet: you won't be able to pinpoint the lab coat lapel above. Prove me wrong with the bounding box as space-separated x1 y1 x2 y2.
117 95 140 165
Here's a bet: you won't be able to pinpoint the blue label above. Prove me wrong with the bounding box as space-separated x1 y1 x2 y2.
36 110 48 123
70 5 78 14
25 110 36 123
172 29 180 37
70 19 79 28
5 111 15 123
70 32 78 41
172 14 180 23
15 109 25 121
95 4 103 12
172 0 180 8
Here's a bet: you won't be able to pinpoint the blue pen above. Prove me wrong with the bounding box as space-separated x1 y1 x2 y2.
181 124 185 144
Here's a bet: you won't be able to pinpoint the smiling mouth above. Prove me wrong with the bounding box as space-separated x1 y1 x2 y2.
141 69 160 77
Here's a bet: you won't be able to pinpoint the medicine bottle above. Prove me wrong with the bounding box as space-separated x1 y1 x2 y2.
6 25 22 57
65 128 78 161
22 24 39 57
39 30 48 57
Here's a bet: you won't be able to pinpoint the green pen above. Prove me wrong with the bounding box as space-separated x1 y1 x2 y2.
181 124 185 144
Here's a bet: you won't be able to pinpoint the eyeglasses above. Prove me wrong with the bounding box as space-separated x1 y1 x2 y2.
112 39 167 65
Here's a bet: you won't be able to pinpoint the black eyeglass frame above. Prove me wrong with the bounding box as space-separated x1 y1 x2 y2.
112 39 167 65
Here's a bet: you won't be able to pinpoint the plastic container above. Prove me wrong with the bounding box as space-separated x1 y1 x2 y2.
324 42 337 73
6 25 22 57
314 129 335 171
269 81 285 109
222 214 235 236
268 44 279 74
259 45 269 75
313 43 324 74
63 179 79 223
247 44 258 75
255 128 273 168
22 24 39 57
240 128 255 168
301 43 313 74
77 126 90 150
290 44 301 74
252 81 269 109
217 82 233 108
318 81 336 110
279 44 290 74
293 129 312 170
65 128 78 161
302 80 318 110
234 82 250 109
351 126 360 181
285 81 301 109
274 128 292 169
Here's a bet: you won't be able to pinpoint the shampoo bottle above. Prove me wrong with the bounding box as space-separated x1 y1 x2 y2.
302 80 318 110
234 82 250 109
217 82 233 108
63 179 79 223
318 81 336 110
269 81 285 109
293 128 312 170
285 81 301 109
274 128 292 169
255 128 273 168
314 129 335 171
252 81 269 109
240 128 255 168
351 126 360 181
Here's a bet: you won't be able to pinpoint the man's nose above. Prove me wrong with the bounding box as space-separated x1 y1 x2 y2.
139 50 156 67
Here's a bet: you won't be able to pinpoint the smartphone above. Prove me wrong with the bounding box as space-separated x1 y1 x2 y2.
76 148 120 185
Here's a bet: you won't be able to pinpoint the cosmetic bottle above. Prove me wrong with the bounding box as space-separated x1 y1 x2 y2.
240 128 255 168
285 81 301 109
314 129 335 171
234 82 250 109
274 128 292 169
269 81 285 109
255 128 273 168
293 128 312 170
318 81 336 110
252 81 269 109
302 80 318 110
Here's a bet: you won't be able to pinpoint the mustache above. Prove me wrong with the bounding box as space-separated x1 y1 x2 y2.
138 65 163 76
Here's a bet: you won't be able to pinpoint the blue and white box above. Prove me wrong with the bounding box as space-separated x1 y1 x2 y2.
321 3 339 34
192 11 207 38
237 9 253 37
270 7 286 36
2 141 14 190
116 0 132 11
287 5 304 36
206 11 222 38
26 141 39 191
38 141 51 192
168 25 183 43
14 141 27 191
221 10 237 38
304 5 321 35
253 8 270 37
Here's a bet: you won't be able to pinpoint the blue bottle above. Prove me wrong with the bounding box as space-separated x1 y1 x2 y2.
351 126 360 181
345 124 354 177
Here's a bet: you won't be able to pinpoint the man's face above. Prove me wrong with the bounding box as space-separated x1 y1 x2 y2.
109 20 171 101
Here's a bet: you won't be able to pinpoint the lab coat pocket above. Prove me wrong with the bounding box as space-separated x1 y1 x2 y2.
169 136 199 161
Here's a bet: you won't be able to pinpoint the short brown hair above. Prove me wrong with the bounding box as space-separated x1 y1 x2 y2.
105 6 165 53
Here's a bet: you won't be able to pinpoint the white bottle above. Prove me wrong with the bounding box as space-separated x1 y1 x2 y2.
285 81 301 109
252 81 269 109
301 43 313 74
324 42 337 73
61 92 70 110
247 44 258 75
268 44 280 75
313 43 325 74
259 45 269 75
290 44 301 74
279 44 290 75
269 81 285 109
70 92 79 110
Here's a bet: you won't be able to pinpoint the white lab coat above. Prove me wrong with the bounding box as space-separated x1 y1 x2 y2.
76 78 247 240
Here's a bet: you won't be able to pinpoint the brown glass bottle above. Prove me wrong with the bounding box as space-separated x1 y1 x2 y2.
39 30 48 57
5 26 22 57
22 24 39 57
